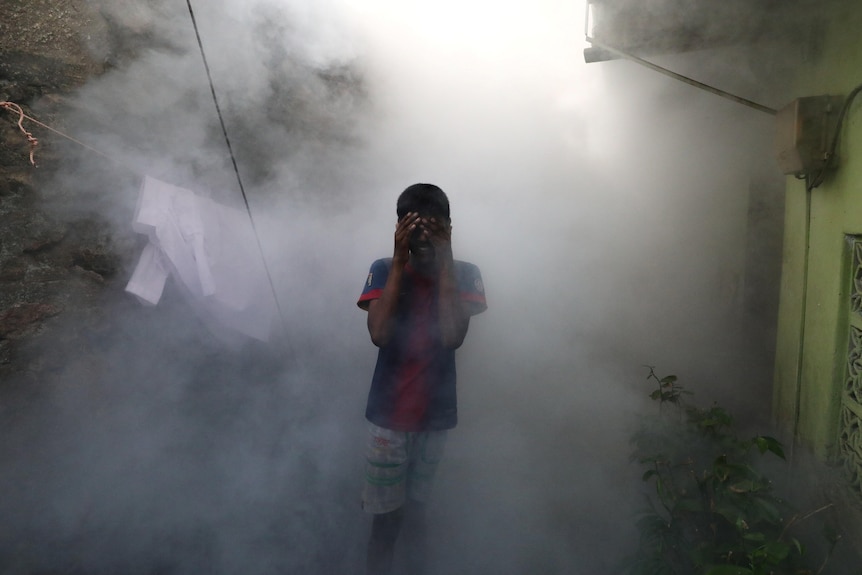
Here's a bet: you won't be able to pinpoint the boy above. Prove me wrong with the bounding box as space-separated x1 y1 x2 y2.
357 183 487 575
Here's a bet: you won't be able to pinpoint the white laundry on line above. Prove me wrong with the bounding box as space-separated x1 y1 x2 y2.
126 176 275 341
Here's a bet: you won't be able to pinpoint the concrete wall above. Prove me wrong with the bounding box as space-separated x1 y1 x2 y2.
773 3 862 459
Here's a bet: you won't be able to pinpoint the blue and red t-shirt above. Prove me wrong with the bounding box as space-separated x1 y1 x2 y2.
357 258 487 432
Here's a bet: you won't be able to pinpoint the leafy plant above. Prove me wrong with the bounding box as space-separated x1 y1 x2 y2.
625 367 839 575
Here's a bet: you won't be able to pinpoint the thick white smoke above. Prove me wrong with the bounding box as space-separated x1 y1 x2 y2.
2 1 786 573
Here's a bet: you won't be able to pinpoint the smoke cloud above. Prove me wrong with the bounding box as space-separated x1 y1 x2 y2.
2 0 791 573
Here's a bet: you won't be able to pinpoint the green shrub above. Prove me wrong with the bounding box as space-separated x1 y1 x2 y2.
625 367 840 575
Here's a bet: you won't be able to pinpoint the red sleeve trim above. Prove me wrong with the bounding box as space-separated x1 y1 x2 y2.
461 292 486 304
357 289 383 309
461 292 487 315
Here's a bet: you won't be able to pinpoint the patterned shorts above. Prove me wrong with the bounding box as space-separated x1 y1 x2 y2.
361 423 448 515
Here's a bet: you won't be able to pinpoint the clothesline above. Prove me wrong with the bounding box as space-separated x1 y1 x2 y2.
1 101 42 166
0 99 289 343
1 100 131 168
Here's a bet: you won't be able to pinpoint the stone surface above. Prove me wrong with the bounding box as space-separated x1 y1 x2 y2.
0 0 119 382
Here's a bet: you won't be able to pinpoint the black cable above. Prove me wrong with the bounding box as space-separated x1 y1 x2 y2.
584 36 778 116
185 0 289 342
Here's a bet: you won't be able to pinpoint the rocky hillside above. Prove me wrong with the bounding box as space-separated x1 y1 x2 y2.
1 0 364 387
1 0 124 387
1 3 367 572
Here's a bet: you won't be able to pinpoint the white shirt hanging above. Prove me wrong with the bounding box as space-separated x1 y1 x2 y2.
126 176 275 341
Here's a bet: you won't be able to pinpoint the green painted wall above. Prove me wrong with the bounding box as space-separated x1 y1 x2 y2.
773 3 862 458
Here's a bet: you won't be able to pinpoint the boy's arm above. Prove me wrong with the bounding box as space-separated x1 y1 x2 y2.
366 213 420 347
436 253 470 349
426 218 470 349
366 266 403 347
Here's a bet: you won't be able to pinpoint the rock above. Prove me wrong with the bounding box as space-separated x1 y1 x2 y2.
0 302 61 340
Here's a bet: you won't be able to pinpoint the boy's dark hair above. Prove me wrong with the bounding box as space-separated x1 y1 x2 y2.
396 183 450 220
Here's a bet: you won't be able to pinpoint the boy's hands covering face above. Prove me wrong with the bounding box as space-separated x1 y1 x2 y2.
393 212 420 265
420 216 452 251
394 212 453 267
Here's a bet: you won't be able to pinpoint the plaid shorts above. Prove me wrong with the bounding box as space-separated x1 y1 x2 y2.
361 423 448 514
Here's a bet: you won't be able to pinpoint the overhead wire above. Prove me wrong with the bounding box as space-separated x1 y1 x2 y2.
184 0 290 343
583 36 778 117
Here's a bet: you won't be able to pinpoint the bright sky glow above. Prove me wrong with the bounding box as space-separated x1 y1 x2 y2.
337 0 590 63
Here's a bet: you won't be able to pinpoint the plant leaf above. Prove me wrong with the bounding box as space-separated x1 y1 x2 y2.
673 497 704 513
763 540 791 562
754 436 786 460
728 479 756 493
704 565 753 575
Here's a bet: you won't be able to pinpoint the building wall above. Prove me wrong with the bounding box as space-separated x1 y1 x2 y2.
773 3 862 460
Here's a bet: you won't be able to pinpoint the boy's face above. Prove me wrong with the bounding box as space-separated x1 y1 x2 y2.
404 210 448 263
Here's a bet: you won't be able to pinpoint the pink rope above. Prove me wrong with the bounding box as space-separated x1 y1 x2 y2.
1 101 39 165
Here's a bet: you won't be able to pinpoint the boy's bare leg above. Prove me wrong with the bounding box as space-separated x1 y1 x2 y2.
367 508 403 575
402 501 428 575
